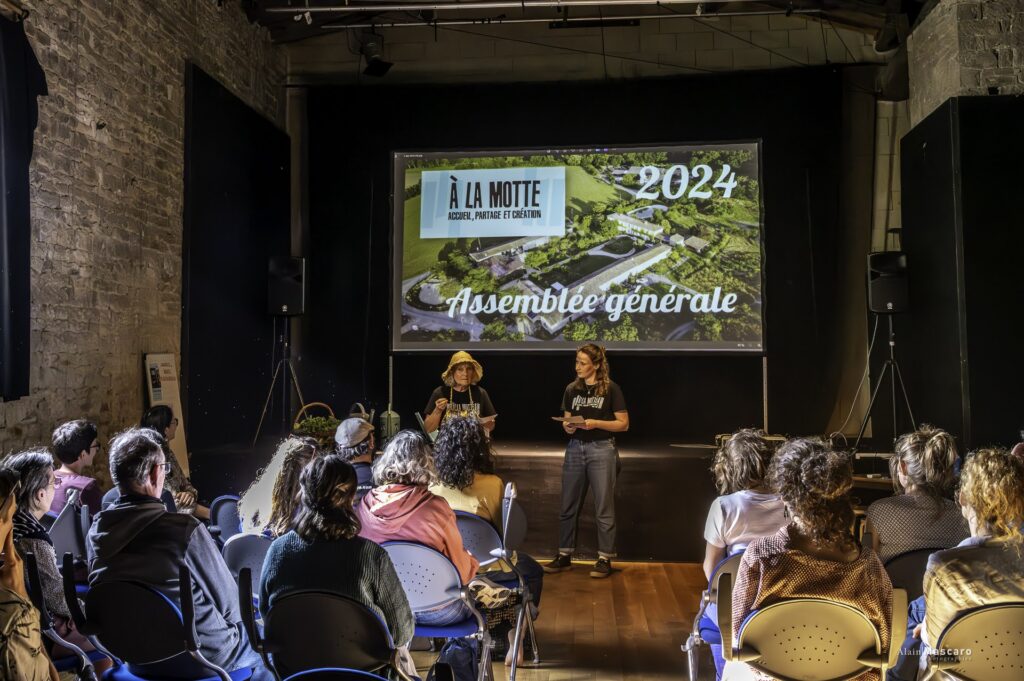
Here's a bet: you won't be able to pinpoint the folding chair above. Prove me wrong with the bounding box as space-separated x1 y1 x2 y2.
498 482 542 677
68 558 252 681
23 552 107 681
681 551 744 681
209 495 242 544
383 541 493 681
281 670 390 681
222 533 273 611
50 493 87 564
719 572 907 681
883 547 945 602
921 602 1024 681
237 567 410 681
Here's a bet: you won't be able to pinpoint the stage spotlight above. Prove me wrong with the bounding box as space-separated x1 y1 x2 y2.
360 32 394 77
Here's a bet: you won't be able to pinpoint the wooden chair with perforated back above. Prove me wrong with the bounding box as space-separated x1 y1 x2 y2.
718 572 907 681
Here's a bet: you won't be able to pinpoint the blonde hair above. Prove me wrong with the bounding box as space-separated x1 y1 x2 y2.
572 343 611 397
712 428 775 495
443 363 479 387
239 436 319 537
890 426 959 507
959 448 1024 549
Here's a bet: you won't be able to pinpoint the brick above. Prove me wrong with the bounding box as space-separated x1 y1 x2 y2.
681 31 715 50
695 49 734 69
733 48 773 69
751 30 789 49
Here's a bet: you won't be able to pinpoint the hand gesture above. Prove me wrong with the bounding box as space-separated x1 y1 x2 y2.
580 419 596 430
434 398 449 414
174 491 196 508
563 421 578 434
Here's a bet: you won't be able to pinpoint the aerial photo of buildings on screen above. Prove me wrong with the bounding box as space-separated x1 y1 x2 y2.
396 144 763 348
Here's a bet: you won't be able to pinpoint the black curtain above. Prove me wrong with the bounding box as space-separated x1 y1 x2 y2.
0 17 46 400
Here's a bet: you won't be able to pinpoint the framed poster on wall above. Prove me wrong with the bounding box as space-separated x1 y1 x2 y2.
144 353 189 476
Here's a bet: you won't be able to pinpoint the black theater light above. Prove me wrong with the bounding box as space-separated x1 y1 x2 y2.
360 32 394 77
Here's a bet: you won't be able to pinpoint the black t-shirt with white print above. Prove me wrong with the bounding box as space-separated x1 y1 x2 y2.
561 380 627 442
424 384 496 424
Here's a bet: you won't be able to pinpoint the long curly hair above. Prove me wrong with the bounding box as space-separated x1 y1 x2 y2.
959 448 1024 550
572 343 611 397
239 436 319 537
295 455 361 541
712 428 775 495
433 416 495 490
372 430 436 487
770 437 855 546
890 425 959 513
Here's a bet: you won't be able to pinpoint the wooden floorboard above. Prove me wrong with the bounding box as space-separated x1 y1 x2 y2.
412 561 717 681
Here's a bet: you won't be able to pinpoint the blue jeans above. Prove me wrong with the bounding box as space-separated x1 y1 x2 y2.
416 599 475 626
491 553 544 609
559 438 620 558
887 595 926 681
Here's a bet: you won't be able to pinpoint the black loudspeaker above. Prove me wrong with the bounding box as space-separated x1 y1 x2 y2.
268 256 305 316
867 251 908 313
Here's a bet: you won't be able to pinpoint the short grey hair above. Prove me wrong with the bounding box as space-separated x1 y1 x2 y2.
372 430 436 486
109 427 165 489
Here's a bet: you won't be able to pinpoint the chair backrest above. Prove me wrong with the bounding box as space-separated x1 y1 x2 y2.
381 541 463 611
500 482 528 552
932 602 1024 681
454 511 502 568
50 500 84 561
708 552 744 604
222 533 274 598
883 547 943 602
283 670 390 681
210 495 242 541
735 598 882 680
84 564 216 678
264 591 395 678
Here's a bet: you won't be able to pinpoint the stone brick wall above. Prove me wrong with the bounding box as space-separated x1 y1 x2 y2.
0 1 285 486
289 14 883 83
909 0 1024 125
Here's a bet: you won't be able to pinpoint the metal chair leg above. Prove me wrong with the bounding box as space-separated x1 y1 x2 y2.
508 600 527 681
525 604 540 664
683 636 700 681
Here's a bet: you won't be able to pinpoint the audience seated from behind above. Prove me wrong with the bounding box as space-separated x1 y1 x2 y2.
259 454 416 679
918 448 1024 657
50 420 104 516
3 449 112 674
864 426 968 562
87 428 270 680
701 429 786 681
141 405 209 520
238 436 319 537
356 429 480 625
333 418 377 502
429 416 545 665
101 483 177 513
725 438 892 681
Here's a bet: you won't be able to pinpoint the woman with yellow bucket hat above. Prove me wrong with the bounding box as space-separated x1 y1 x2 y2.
422 351 497 435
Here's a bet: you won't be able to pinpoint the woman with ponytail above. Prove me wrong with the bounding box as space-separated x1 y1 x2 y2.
864 425 968 562
546 343 629 579
725 438 892 681
259 455 416 676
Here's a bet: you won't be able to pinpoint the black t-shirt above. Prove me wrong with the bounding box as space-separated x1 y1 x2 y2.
352 461 374 501
424 385 497 424
561 380 627 441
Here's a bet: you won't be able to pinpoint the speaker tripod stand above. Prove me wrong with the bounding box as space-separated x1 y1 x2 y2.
252 316 306 447
854 314 915 451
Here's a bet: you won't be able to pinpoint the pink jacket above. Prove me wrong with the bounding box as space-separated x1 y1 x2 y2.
357 484 479 584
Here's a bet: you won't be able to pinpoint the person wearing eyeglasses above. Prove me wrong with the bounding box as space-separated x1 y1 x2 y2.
50 419 104 516
88 428 272 680
141 405 210 520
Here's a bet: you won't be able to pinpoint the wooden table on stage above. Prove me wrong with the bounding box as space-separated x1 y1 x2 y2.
853 474 894 491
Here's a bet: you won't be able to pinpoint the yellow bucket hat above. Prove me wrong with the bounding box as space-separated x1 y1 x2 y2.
441 350 483 385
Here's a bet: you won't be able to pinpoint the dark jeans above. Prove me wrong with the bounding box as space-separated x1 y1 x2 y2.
559 438 620 558
492 553 544 609
887 595 927 681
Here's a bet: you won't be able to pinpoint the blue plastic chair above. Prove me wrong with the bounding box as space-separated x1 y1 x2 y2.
237 568 405 681
922 602 1024 681
67 557 252 681
209 495 242 544
49 491 87 563
681 551 744 681
24 552 108 680
883 547 945 602
222 533 273 608
382 541 493 681
283 670 390 681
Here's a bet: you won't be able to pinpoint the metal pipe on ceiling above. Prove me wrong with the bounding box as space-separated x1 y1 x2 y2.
321 8 822 28
267 0 755 13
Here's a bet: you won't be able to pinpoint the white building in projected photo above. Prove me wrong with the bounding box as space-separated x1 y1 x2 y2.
536 244 672 333
609 213 664 241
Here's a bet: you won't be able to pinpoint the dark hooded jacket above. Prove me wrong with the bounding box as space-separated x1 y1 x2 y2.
87 494 249 672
